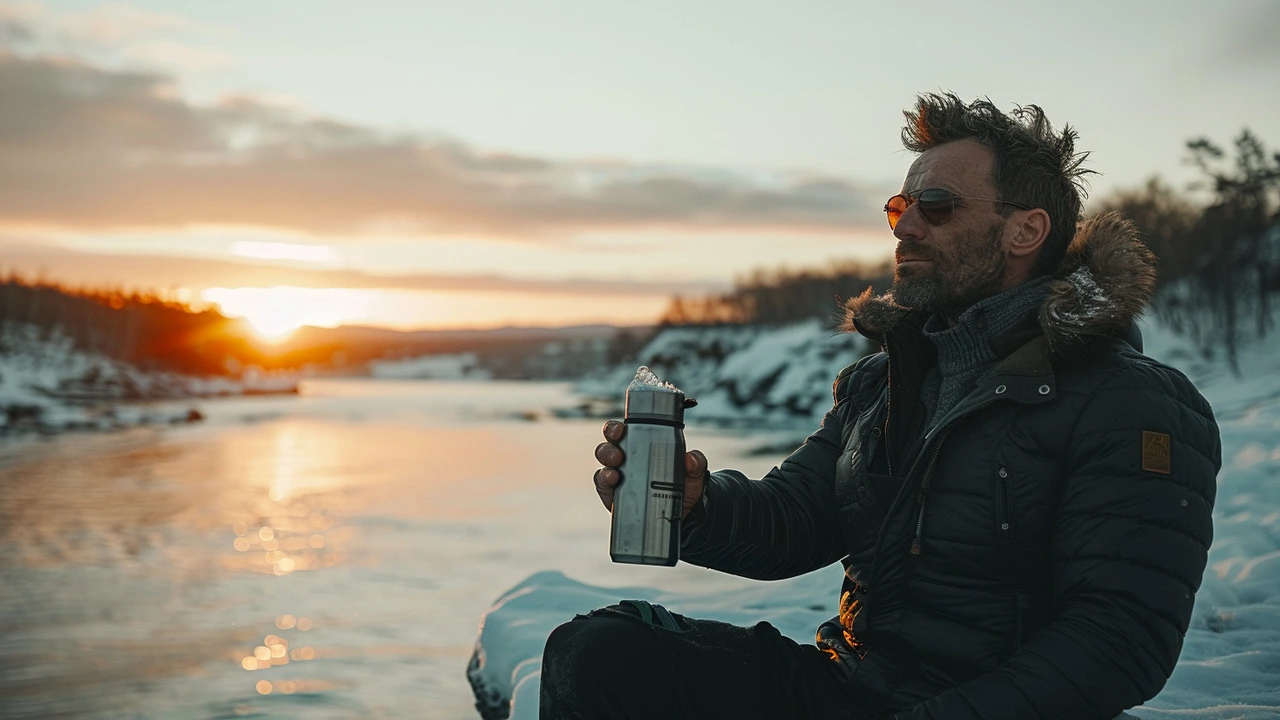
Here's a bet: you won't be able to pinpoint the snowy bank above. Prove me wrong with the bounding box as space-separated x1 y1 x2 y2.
0 322 298 434
574 319 872 430
471 318 1280 720
368 352 493 380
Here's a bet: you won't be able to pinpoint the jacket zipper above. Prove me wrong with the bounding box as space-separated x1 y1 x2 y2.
880 346 1041 559
883 363 894 476
909 425 953 555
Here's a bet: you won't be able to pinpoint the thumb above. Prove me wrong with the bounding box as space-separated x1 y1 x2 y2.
684 450 707 480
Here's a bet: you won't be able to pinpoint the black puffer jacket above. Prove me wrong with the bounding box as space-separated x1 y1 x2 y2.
681 213 1221 719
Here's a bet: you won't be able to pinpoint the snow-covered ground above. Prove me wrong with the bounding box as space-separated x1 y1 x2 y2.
471 317 1280 720
0 322 298 433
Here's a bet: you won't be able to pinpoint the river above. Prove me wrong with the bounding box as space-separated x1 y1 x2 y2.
0 379 789 719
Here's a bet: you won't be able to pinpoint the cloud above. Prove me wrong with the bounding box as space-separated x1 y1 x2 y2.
58 3 190 46
0 36 882 239
0 241 730 297
0 1 227 57
0 16 30 44
117 39 233 72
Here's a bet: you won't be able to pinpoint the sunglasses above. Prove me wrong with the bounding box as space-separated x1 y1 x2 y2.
884 188 1030 230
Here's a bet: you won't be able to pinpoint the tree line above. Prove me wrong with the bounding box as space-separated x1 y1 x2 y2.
660 261 894 329
0 280 267 375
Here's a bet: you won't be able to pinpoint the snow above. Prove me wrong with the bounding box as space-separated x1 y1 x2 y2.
467 567 844 720
472 316 1280 720
627 365 679 392
0 322 298 433
368 352 492 380
575 321 869 430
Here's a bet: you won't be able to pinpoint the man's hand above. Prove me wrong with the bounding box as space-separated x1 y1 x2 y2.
593 420 708 519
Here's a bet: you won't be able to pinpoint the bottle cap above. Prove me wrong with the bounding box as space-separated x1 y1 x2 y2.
624 366 690 424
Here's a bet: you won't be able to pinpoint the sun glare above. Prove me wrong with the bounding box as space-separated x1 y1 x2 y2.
202 287 375 341
200 286 672 334
245 313 304 342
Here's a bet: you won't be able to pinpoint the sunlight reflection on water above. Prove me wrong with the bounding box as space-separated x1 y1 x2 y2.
0 379 789 719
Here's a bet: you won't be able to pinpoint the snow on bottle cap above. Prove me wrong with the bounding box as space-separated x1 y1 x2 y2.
628 365 681 393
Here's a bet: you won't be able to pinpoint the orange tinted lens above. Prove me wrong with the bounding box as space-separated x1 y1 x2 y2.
884 195 908 229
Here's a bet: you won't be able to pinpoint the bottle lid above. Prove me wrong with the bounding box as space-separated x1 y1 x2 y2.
624 366 689 423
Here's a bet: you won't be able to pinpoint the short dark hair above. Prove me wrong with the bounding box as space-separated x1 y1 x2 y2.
901 92 1093 275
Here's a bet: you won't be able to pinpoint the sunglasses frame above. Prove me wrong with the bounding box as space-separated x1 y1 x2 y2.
884 188 1031 230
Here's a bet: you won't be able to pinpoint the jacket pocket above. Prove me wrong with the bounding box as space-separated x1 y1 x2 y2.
995 465 1014 544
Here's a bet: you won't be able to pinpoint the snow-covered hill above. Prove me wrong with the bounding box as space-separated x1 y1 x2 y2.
575 319 873 429
471 317 1280 720
0 322 298 433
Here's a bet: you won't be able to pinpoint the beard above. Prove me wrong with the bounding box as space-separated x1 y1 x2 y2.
892 220 1007 317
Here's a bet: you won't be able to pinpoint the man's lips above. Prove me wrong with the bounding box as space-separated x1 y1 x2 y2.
895 247 932 264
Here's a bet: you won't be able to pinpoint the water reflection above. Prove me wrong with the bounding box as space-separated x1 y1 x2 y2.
230 517 339 577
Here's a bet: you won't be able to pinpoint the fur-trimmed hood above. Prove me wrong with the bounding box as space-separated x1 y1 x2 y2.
842 211 1157 356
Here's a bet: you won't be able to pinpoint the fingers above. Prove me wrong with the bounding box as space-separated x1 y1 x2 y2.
594 421 626 513
684 449 708 479
594 466 619 511
602 420 626 443
593 466 620 491
681 450 707 520
595 441 624 468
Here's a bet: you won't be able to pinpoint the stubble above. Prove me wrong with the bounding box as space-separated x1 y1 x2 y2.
892 220 1007 318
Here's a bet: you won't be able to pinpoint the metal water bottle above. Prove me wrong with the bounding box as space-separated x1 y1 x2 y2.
610 367 696 566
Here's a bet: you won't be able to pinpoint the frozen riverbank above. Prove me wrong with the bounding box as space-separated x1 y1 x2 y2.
471 317 1280 720
573 319 871 431
0 323 298 434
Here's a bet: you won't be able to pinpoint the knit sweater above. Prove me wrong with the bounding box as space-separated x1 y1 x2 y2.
919 276 1053 432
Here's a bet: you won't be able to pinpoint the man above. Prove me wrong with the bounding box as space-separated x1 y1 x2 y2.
540 93 1221 719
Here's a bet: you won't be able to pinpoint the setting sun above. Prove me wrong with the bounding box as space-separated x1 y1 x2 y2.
202 286 374 340
246 314 303 342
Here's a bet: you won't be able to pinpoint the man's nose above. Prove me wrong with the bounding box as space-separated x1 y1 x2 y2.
893 202 927 243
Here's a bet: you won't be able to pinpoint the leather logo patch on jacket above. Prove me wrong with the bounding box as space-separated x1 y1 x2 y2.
1142 431 1172 474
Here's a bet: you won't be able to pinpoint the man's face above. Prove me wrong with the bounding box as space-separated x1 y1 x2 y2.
890 139 1012 317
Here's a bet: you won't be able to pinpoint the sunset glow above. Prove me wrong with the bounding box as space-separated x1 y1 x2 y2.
202 287 372 339
230 241 341 265
201 285 671 332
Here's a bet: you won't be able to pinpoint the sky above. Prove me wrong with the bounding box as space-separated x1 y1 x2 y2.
2 0 1278 334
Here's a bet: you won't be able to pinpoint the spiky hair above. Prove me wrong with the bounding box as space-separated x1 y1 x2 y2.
902 92 1094 275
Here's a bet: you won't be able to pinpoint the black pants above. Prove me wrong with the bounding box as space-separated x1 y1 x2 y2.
539 601 873 720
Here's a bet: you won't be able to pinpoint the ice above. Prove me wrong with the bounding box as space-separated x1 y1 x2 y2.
627 365 680 392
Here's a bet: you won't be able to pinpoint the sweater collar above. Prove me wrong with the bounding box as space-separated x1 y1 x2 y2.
922 276 1053 376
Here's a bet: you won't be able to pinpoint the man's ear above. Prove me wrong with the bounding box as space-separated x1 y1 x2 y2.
1007 208 1051 259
